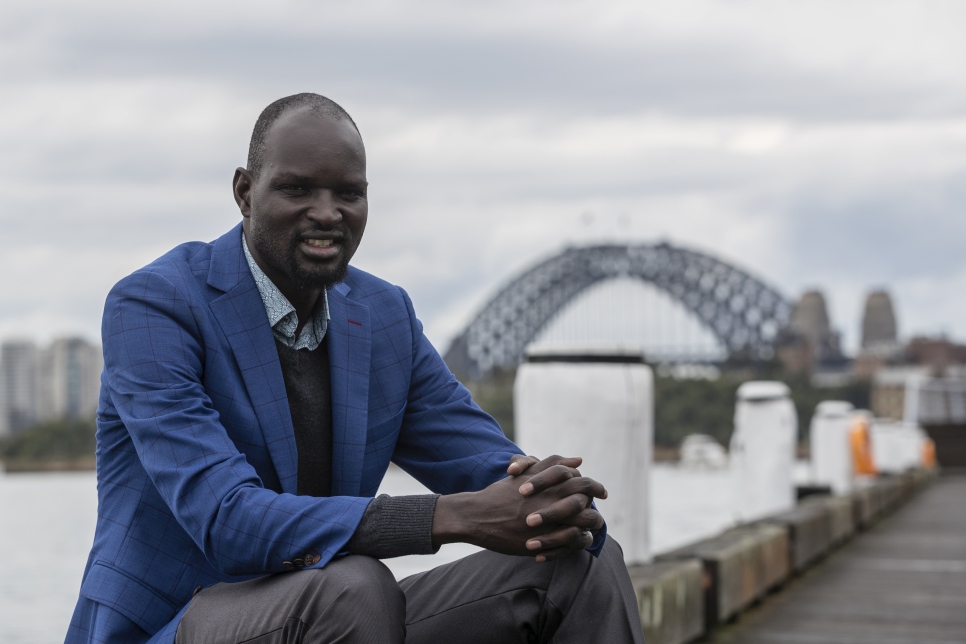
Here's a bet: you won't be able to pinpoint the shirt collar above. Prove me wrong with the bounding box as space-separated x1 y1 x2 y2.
242 231 329 351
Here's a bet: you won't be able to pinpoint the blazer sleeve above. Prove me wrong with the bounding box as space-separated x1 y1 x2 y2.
388 287 608 556
389 287 523 493
102 269 370 576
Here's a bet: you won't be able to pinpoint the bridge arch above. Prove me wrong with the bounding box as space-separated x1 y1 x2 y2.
443 243 792 377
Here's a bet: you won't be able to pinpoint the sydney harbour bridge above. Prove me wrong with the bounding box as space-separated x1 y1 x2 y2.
443 243 793 378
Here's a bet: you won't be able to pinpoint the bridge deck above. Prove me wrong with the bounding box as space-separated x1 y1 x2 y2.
702 474 966 644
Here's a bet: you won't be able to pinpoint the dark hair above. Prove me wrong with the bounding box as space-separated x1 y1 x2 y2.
247 93 360 178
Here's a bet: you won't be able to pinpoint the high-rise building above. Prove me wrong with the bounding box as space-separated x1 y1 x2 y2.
861 290 899 352
780 290 843 370
790 291 833 350
37 337 103 423
854 289 901 378
0 340 39 436
0 336 103 436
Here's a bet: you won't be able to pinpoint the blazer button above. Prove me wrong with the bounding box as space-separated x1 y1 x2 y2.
192 585 203 597
304 553 319 566
292 558 304 568
282 561 294 570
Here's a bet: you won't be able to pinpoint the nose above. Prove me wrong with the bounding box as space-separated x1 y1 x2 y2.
306 190 342 226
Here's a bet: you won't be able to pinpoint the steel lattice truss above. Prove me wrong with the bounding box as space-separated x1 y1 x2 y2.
443 243 792 377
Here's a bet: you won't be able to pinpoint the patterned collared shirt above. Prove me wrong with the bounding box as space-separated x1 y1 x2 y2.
242 232 330 351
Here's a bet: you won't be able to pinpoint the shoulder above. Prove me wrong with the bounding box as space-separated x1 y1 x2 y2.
342 265 412 312
100 241 217 350
108 240 213 301
339 266 421 346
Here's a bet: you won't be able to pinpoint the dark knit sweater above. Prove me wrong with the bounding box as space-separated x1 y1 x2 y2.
275 339 333 497
274 338 438 558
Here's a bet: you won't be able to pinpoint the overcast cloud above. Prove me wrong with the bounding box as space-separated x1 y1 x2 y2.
1 0 964 353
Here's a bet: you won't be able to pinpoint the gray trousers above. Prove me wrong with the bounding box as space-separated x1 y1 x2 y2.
176 537 644 643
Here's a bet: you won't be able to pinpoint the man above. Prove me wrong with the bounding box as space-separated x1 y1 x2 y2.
68 93 644 643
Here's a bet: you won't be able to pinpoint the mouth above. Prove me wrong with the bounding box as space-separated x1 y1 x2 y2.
300 236 343 259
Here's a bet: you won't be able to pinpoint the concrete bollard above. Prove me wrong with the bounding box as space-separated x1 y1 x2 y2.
878 475 903 512
730 381 797 523
869 478 891 516
760 503 832 572
721 524 791 598
851 485 877 529
627 560 704 644
810 401 855 494
801 495 855 545
514 346 653 564
656 524 790 630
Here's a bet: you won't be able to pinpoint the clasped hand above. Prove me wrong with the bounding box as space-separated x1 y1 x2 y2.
432 454 607 563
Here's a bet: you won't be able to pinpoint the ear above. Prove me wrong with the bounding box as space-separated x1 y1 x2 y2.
233 167 255 219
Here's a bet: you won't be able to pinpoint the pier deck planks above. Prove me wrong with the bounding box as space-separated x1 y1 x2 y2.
702 474 966 644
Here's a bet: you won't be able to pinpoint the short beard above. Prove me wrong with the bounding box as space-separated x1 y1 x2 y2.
249 222 351 292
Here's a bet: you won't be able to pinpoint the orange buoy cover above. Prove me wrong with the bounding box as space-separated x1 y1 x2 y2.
850 418 876 476
922 438 937 469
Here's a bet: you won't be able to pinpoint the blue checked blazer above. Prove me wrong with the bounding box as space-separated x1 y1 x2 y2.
66 224 524 644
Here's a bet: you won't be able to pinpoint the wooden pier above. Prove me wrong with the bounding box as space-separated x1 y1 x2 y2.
703 473 966 644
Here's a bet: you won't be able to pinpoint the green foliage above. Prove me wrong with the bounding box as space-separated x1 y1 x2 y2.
0 417 96 463
463 369 517 441
0 372 869 465
654 374 871 447
653 375 743 448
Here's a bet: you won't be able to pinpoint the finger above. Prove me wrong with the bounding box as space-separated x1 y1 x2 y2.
526 493 590 527
535 532 595 562
525 526 592 553
534 546 569 563
555 476 608 501
558 507 606 531
519 463 581 496
518 454 582 481
506 454 539 476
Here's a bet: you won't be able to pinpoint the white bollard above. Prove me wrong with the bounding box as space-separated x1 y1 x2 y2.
730 381 798 522
898 422 927 471
870 419 911 474
810 401 856 495
514 346 653 564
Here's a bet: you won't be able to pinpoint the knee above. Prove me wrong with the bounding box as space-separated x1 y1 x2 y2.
583 536 632 590
600 535 625 563
332 556 402 605
304 556 405 617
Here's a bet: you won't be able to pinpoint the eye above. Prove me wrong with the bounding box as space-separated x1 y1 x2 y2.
279 184 310 196
339 187 367 200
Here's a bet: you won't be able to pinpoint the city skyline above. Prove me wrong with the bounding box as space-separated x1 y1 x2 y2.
0 336 102 436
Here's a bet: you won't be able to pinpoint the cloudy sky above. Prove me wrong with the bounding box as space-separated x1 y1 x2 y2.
1 0 964 354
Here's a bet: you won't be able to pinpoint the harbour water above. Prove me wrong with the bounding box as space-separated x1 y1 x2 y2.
0 464 735 643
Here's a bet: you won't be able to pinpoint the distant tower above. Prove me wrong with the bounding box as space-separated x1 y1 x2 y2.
0 340 39 436
36 337 104 424
788 290 841 361
790 291 832 347
861 290 898 351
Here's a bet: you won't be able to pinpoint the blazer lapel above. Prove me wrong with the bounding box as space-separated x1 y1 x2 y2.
207 226 299 495
326 284 371 497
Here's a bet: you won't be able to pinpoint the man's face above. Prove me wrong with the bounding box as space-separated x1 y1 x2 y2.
237 109 368 298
